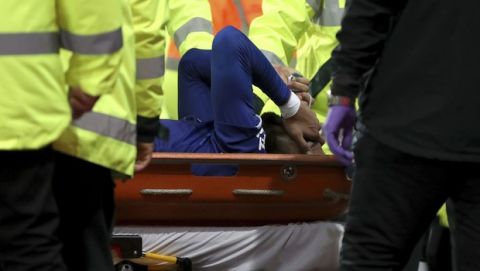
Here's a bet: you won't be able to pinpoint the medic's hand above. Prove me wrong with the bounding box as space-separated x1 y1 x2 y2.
322 105 356 166
273 65 310 93
283 102 322 154
69 87 99 119
135 142 154 172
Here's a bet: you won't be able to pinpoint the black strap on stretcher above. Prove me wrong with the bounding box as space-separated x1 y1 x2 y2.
309 58 333 98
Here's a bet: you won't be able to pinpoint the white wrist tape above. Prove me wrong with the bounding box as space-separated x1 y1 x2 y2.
280 92 301 119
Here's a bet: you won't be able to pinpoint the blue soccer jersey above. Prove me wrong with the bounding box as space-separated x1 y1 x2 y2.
155 117 266 176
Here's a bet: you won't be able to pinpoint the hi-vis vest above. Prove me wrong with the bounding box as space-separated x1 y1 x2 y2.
161 0 262 120
54 0 137 176
250 0 346 124
54 0 166 177
0 0 122 151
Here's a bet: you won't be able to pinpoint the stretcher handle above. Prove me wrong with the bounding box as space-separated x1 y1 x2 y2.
140 189 192 196
143 252 192 271
143 252 177 263
323 188 349 202
233 189 284 196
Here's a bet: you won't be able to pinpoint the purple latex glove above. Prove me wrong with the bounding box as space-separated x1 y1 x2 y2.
323 105 356 166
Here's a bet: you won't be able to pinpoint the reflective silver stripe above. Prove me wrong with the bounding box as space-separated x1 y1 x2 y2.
60 28 123 55
261 49 285 66
307 0 321 14
233 0 250 34
0 32 59 55
318 0 344 26
311 0 344 27
166 57 179 71
136 56 165 79
73 111 136 145
174 17 212 47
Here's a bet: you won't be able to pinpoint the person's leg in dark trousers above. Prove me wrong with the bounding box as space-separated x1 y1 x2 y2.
178 49 213 121
401 232 427 271
340 133 450 270
0 148 65 271
426 218 452 271
52 152 115 271
448 163 480 271
402 217 453 271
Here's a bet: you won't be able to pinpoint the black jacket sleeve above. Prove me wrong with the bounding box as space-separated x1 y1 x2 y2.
136 115 160 143
331 0 404 99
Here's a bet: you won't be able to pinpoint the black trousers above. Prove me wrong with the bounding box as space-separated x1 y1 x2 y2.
52 152 115 271
340 133 480 271
402 218 452 271
0 147 65 271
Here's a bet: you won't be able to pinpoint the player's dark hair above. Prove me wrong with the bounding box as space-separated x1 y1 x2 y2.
261 112 288 153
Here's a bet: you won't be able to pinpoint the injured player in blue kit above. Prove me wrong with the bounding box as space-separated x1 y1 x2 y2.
154 26 323 176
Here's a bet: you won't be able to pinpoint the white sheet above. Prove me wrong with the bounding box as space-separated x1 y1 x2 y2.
114 221 344 271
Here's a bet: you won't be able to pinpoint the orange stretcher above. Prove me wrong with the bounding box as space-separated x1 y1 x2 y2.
115 152 351 226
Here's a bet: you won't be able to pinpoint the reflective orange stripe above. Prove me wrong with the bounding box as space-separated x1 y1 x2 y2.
208 0 242 34
167 40 181 61
208 0 262 34
168 0 263 60
240 0 263 24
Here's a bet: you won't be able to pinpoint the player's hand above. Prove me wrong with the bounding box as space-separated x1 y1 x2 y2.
273 65 310 93
288 74 310 94
296 92 315 108
283 102 322 154
69 87 99 119
135 142 154 172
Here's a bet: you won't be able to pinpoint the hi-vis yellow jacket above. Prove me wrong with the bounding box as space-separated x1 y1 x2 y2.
54 0 166 176
0 0 122 150
161 0 214 119
249 0 346 124
133 0 168 124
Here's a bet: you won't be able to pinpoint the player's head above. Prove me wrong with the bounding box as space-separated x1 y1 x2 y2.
261 112 323 154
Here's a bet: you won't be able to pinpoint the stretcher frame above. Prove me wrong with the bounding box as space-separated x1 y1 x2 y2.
115 152 350 226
